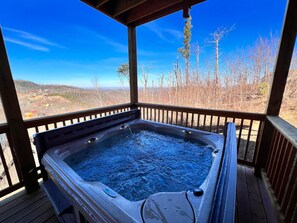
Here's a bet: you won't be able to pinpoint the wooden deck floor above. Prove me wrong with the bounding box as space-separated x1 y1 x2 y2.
236 165 280 223
0 186 58 223
0 165 279 223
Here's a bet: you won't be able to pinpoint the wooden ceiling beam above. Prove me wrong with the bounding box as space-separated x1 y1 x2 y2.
95 0 109 8
125 0 184 24
82 0 206 26
129 0 205 26
113 0 148 17
81 0 127 25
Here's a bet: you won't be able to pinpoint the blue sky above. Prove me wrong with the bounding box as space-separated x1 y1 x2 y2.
0 0 287 88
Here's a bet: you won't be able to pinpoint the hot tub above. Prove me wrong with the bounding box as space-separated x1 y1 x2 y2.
34 110 237 223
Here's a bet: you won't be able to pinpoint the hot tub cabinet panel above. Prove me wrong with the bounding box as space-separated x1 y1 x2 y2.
34 110 237 223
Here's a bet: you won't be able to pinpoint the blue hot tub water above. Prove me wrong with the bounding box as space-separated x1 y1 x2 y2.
64 130 213 201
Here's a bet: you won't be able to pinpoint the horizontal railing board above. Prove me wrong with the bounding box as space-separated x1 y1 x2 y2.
137 103 265 167
265 116 297 223
267 116 297 148
24 103 132 128
136 103 266 120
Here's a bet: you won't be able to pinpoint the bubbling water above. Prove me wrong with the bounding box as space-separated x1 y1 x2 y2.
65 130 213 201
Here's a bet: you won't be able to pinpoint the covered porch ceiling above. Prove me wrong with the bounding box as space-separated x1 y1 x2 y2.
81 0 205 26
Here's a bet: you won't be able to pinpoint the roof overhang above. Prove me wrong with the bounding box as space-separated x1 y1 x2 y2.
81 0 206 26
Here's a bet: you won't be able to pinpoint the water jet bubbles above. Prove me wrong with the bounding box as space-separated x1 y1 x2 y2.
65 130 212 201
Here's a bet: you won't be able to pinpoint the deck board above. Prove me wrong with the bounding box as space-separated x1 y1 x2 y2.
0 191 47 222
257 175 280 223
7 196 51 222
0 187 58 223
29 206 57 223
236 165 280 223
237 165 253 223
245 167 267 223
0 165 279 223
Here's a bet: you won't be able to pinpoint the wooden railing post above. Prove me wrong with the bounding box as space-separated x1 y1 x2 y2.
0 27 39 192
254 118 273 175
128 25 138 109
255 0 297 175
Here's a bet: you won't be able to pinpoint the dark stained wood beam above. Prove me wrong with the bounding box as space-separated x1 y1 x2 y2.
125 0 184 24
126 0 205 26
255 0 297 175
82 0 205 26
266 0 297 116
113 0 148 17
128 26 138 105
0 28 39 193
183 7 190 18
81 0 127 25
95 0 109 8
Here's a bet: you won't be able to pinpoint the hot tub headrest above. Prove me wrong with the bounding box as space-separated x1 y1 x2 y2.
34 109 140 159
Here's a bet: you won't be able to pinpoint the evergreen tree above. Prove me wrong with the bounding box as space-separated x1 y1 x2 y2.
178 16 192 86
117 63 129 85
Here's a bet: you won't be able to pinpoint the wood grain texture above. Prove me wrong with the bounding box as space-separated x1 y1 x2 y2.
128 26 138 104
0 188 58 223
82 0 205 26
266 0 297 116
236 166 280 223
0 28 39 192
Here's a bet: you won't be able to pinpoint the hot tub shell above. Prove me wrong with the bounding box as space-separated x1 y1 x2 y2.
34 110 237 223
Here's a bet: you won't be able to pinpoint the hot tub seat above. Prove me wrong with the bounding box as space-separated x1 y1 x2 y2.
142 192 195 223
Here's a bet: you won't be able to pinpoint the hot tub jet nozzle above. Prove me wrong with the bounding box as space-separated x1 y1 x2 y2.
87 137 98 144
182 129 192 134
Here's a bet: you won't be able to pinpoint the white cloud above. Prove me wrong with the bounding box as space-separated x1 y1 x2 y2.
165 29 183 39
74 25 157 57
144 22 183 42
73 25 128 53
3 27 65 51
4 37 49 52
96 34 128 53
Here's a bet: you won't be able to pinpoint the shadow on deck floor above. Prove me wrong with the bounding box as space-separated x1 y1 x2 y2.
0 165 279 223
0 186 58 223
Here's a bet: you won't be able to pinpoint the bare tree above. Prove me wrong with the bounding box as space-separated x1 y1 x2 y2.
208 25 236 86
173 55 183 104
91 76 103 107
249 34 278 84
192 42 200 81
140 65 149 101
158 74 165 102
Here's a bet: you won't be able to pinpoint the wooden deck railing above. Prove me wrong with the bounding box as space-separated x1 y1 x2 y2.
136 103 266 166
0 123 23 197
0 102 267 197
264 116 297 223
24 103 132 132
0 103 132 197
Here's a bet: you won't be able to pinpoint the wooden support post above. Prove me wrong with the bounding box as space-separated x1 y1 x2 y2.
128 25 138 108
0 28 39 192
266 0 297 116
255 0 297 174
